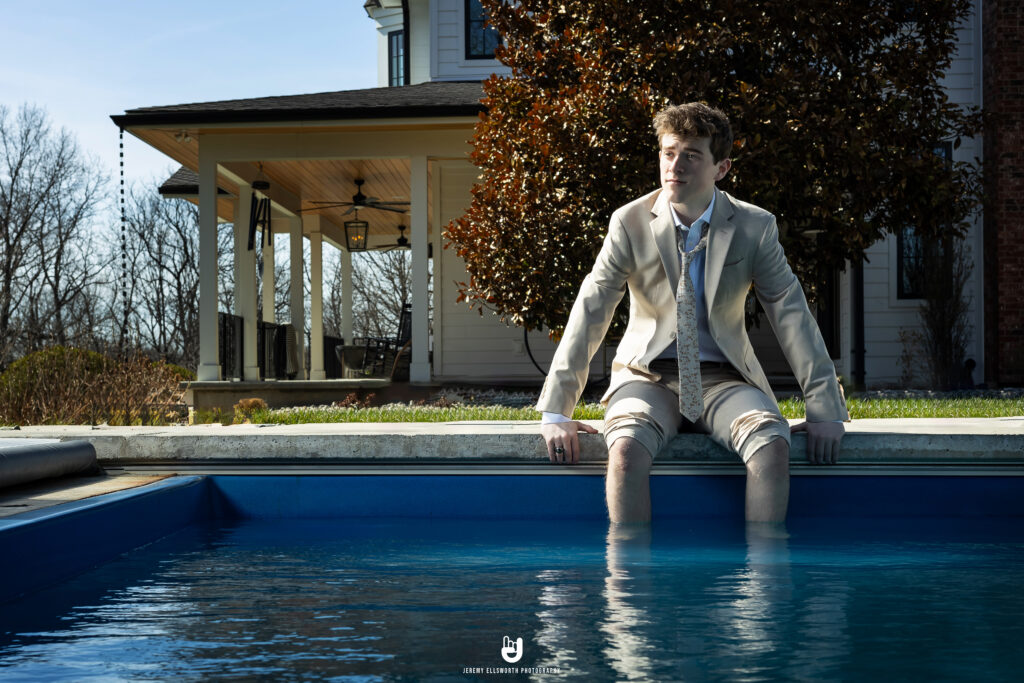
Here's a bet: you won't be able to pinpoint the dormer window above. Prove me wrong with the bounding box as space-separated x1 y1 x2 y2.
388 29 406 86
465 0 500 60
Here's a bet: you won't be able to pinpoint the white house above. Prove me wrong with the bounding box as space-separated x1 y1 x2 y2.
112 0 991 408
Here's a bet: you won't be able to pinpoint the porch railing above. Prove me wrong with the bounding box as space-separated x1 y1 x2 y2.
258 321 300 380
323 335 344 379
219 313 243 380
217 312 337 380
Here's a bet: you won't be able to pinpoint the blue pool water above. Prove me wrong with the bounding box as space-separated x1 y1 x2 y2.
3 514 1024 681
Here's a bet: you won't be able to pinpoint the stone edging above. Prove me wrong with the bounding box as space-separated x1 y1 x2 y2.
2 417 1022 465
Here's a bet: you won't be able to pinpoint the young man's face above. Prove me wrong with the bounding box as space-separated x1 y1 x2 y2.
659 134 731 206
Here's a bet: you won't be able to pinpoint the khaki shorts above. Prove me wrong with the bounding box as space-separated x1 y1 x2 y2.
602 360 790 463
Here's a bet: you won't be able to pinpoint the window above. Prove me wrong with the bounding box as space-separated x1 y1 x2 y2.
896 142 953 299
388 30 406 87
888 1 919 23
465 0 500 60
896 226 925 299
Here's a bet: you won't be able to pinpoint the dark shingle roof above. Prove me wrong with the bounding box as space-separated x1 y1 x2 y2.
113 81 485 127
158 167 230 196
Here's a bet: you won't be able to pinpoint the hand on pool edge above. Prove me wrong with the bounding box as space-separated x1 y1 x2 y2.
790 420 844 465
542 421 599 464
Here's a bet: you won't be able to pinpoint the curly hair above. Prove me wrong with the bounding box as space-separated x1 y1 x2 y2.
653 103 733 162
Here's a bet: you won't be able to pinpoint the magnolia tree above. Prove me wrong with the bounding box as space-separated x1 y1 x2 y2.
445 0 983 336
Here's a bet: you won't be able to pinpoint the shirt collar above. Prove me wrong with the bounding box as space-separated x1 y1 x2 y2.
670 191 716 231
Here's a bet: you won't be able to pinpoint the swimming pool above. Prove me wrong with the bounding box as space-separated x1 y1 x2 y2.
2 470 1024 680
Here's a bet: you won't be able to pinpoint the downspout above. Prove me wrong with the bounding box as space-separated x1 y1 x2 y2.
402 0 410 85
852 260 866 391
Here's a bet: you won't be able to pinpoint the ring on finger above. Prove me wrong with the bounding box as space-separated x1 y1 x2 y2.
554 446 565 455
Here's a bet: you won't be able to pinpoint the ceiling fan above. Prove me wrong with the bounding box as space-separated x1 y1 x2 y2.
356 223 434 257
301 178 410 214
372 224 410 251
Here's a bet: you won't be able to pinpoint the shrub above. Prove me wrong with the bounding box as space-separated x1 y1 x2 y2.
898 236 974 389
165 363 197 382
233 397 268 423
0 346 186 426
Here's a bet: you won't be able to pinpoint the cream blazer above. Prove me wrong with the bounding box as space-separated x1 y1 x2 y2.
536 187 849 423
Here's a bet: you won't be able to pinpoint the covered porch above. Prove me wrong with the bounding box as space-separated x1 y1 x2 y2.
111 82 483 408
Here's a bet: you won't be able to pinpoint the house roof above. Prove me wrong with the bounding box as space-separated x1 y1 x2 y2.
111 81 486 127
158 167 230 196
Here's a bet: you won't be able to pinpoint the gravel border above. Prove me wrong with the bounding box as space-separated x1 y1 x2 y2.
854 388 1024 400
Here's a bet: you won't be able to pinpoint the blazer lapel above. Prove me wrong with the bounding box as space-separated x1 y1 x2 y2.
649 190 681 287
704 188 735 307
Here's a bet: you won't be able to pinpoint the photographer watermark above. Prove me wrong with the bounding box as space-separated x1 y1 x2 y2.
502 636 523 663
461 635 562 676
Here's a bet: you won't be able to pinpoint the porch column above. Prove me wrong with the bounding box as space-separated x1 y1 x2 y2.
305 214 326 380
262 220 275 323
341 247 354 343
410 155 430 383
197 146 220 381
289 216 306 379
234 184 259 381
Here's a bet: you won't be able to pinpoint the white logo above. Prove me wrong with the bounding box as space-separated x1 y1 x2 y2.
501 635 523 663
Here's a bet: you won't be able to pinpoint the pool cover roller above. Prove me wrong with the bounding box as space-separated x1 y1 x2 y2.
0 440 98 490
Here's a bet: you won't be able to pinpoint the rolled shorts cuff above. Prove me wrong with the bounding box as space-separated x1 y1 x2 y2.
601 382 677 460
602 418 661 461
730 409 791 463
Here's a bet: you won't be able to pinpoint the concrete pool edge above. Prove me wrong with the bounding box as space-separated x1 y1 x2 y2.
3 416 1024 464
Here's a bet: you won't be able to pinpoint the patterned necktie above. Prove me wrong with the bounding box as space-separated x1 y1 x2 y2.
676 222 709 422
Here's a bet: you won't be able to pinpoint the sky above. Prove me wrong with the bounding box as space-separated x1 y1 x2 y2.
1 0 379 188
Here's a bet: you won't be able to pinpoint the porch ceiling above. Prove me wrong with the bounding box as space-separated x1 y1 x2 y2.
266 157 430 241
152 157 433 242
117 82 482 245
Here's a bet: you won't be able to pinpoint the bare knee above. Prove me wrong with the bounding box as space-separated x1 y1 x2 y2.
745 438 789 479
607 437 653 476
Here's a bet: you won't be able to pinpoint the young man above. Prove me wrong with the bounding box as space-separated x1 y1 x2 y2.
536 102 848 526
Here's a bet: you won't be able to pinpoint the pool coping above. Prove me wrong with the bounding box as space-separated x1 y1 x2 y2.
2 417 1023 464
0 472 174 520
0 475 202 532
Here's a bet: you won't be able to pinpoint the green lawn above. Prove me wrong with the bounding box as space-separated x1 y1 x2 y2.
813 397 1024 419
245 396 1024 425
247 403 605 424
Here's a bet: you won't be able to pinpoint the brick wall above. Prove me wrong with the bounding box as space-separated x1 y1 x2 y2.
983 0 1024 386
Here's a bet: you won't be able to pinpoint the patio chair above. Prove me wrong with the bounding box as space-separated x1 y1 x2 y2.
336 343 368 378
361 303 413 377
388 339 413 381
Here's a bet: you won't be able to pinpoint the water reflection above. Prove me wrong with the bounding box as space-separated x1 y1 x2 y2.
530 569 590 676
601 524 655 680
590 521 852 680
8 517 1017 681
719 525 795 657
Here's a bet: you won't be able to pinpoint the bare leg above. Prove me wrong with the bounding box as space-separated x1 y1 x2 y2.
605 437 653 525
744 438 790 525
